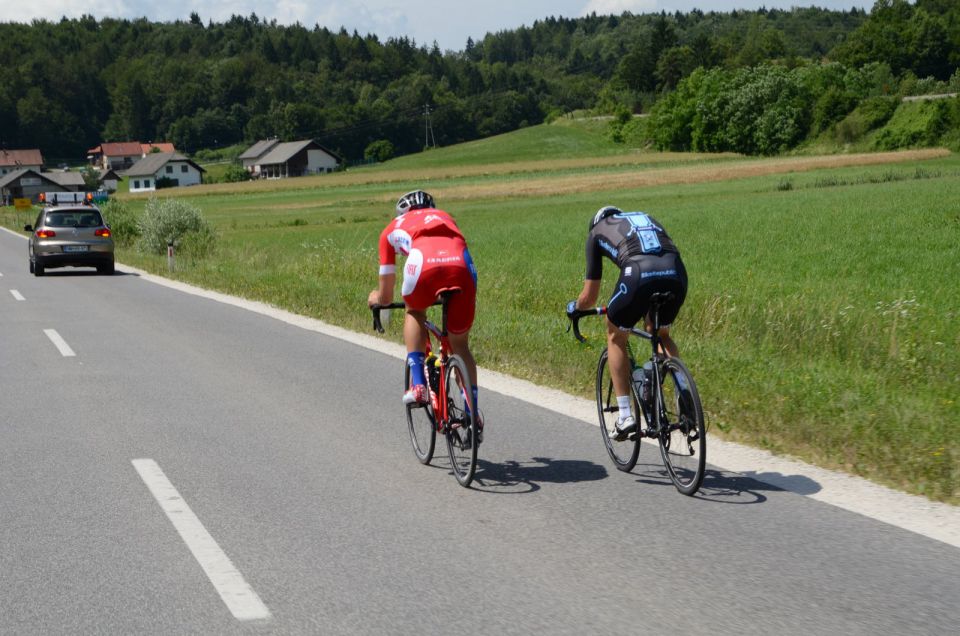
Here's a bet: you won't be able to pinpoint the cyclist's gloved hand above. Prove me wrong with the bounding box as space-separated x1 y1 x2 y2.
566 300 578 319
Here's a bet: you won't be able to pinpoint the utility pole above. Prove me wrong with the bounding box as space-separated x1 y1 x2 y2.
424 104 436 149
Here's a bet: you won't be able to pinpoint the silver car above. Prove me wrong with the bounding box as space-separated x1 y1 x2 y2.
24 205 115 276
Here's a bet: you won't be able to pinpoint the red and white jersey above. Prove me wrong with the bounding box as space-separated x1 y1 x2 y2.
378 208 466 275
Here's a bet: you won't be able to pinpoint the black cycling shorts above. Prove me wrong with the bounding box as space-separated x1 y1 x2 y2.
606 252 687 329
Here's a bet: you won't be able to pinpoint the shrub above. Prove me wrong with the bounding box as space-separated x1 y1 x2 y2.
99 199 140 247
874 99 954 150
859 96 899 129
137 198 216 258
222 164 252 183
833 96 898 143
364 139 395 163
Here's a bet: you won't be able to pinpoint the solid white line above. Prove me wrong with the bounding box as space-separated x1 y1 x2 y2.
10 289 24 301
43 329 76 357
114 263 960 549
132 459 271 622
5 226 954 548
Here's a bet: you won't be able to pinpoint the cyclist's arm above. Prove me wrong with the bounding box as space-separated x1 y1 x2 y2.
577 232 603 309
371 223 399 306
369 272 396 306
576 279 601 310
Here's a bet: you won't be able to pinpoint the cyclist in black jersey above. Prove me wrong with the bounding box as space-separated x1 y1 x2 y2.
567 206 688 440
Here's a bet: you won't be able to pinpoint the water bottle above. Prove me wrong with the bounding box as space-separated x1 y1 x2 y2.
635 361 653 402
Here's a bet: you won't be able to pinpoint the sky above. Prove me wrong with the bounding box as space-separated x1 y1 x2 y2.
10 1 876 52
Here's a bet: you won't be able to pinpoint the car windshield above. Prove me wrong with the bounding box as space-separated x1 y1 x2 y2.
45 211 103 228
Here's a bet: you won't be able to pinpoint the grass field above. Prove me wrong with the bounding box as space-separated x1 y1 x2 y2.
4 121 958 502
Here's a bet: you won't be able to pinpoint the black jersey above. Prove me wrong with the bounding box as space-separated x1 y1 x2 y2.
584 211 679 280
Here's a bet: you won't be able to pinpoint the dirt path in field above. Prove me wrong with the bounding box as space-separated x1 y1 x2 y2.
427 148 952 202
153 147 951 210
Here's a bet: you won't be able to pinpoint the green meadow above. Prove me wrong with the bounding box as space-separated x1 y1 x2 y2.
5 122 958 502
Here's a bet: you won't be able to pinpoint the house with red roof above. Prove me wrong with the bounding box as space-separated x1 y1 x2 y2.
141 142 176 155
87 142 144 171
0 149 44 176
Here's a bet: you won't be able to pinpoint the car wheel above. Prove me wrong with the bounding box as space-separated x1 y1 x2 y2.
98 261 115 275
34 262 45 277
29 259 35 274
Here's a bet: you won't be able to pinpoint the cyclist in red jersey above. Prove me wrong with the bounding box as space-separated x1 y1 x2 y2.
367 191 480 420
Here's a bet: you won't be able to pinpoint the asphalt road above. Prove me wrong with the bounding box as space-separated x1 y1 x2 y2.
1 228 958 635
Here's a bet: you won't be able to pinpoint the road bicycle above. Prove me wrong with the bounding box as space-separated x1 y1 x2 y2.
372 289 479 487
567 292 706 495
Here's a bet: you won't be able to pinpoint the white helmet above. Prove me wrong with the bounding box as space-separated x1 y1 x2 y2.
591 205 621 229
396 190 435 216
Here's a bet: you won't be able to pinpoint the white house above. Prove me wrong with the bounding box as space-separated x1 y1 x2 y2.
239 139 341 179
124 152 205 193
238 139 279 177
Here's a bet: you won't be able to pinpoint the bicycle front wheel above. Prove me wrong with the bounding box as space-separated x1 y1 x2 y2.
596 348 640 472
405 361 436 464
655 357 706 495
443 355 478 487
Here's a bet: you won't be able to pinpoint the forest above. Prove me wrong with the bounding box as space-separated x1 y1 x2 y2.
0 0 957 163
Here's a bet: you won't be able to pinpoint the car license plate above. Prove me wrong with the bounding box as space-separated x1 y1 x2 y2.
63 245 88 253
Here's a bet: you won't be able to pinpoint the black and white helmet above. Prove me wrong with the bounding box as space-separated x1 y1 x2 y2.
396 190 435 216
590 205 622 229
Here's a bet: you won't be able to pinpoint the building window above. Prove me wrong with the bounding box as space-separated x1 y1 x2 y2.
166 166 173 174
144 179 152 188
133 180 140 188
181 165 188 173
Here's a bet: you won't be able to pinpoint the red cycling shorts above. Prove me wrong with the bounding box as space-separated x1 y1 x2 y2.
401 237 477 334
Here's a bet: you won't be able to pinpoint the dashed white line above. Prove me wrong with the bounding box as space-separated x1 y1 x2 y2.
10 289 24 301
43 329 76 357
132 459 271 622
2 225 955 549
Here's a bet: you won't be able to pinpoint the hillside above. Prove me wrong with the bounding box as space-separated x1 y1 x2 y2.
1 2 957 167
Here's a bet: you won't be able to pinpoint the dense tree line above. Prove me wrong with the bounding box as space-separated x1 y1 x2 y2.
0 1 956 162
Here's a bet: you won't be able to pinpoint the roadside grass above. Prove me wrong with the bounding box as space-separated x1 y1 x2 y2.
3 147 957 502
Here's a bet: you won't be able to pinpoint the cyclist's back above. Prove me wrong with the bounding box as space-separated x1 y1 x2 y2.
586 210 679 272
585 209 686 330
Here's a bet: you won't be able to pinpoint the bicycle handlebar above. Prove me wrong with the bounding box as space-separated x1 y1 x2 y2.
370 299 444 334
566 306 606 343
370 302 406 333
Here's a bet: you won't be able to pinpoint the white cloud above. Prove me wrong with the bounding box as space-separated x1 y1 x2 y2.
312 3 411 41
580 0 657 16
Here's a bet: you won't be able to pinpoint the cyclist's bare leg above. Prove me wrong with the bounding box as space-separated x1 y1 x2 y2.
404 309 428 354
644 317 680 358
606 317 632 398
447 330 477 387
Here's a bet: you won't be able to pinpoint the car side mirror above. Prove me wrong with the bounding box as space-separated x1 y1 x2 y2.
24 224 33 232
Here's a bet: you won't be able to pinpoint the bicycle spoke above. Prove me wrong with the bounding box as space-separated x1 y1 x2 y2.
444 356 477 487
405 362 436 464
596 349 640 472
656 359 706 495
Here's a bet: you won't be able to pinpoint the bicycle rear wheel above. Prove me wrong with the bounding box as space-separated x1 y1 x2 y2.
405 362 436 464
443 354 478 487
655 357 706 495
596 349 641 472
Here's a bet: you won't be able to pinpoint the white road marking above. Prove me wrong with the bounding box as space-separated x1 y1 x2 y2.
43 329 76 357
10 289 25 301
132 459 271 622
2 225 956 548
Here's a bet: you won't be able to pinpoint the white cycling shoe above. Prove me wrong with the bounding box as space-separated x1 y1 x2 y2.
609 415 637 441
